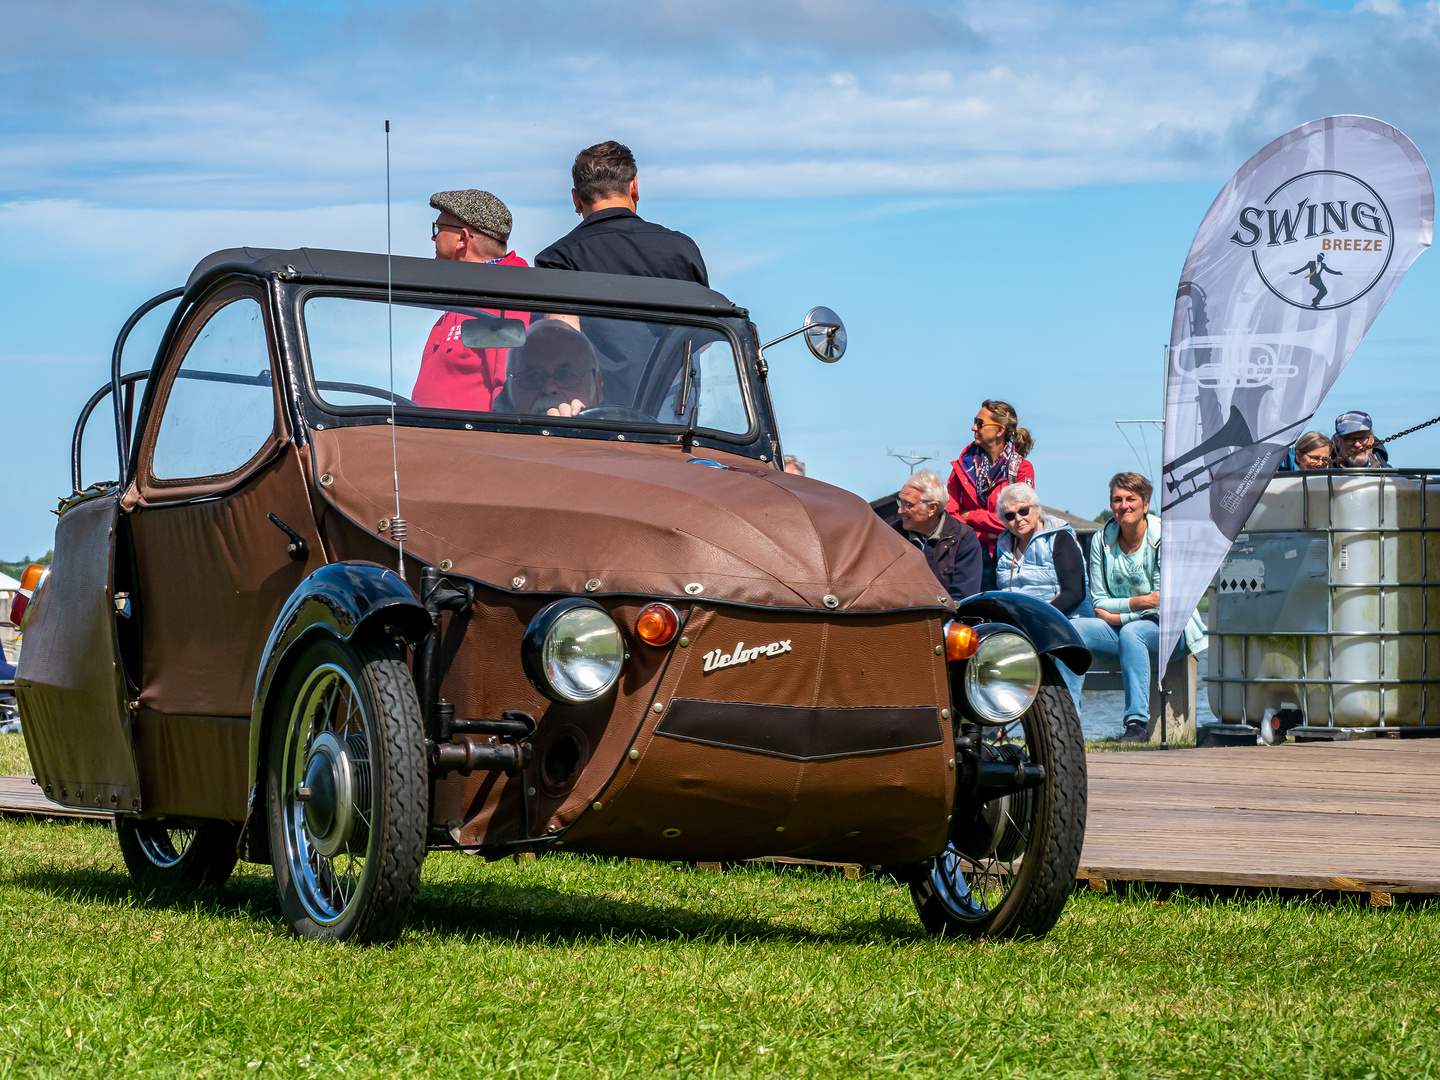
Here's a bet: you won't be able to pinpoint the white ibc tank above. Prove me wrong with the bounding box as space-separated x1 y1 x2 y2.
1209 472 1440 727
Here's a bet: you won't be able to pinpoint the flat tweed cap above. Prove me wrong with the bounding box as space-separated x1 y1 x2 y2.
430 189 512 245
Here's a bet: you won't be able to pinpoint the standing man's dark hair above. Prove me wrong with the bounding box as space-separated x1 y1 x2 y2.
571 141 639 207
535 140 709 288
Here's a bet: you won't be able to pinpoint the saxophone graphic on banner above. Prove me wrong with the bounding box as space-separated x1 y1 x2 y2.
1159 116 1434 673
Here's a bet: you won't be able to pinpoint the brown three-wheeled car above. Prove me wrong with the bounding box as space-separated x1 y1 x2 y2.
17 248 1088 942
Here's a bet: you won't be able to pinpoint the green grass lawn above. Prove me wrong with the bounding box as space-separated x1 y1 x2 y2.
0 816 1436 1078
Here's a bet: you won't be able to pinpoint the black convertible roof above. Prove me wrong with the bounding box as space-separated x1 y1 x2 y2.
186 247 744 318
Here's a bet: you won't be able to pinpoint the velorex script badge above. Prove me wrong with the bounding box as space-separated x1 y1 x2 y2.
1230 171 1394 310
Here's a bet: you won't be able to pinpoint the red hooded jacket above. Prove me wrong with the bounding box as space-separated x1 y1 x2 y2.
945 443 1036 556
411 251 530 411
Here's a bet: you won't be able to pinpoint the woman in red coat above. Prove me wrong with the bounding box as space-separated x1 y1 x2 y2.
947 399 1035 586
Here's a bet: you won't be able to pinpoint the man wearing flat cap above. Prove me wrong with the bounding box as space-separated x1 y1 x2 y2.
1334 411 1392 469
411 189 530 412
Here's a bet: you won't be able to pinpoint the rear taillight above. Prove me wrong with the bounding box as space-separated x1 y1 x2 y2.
9 563 49 628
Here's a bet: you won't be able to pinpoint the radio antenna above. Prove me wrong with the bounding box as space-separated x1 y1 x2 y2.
385 119 407 581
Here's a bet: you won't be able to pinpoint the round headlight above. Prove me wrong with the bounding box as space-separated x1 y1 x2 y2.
963 631 1042 723
523 600 626 704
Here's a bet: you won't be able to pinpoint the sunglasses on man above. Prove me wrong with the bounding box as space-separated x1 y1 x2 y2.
1002 506 1032 522
432 220 467 240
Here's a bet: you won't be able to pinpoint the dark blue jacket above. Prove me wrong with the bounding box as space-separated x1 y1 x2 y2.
892 513 983 603
535 207 708 286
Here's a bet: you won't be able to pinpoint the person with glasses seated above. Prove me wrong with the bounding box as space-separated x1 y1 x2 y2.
946 399 1035 589
994 482 1089 708
890 470 982 602
491 320 604 418
412 189 531 412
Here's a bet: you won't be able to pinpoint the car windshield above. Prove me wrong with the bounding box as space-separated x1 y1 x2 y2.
302 295 750 436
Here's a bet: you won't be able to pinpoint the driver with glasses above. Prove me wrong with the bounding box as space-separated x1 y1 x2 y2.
492 320 604 417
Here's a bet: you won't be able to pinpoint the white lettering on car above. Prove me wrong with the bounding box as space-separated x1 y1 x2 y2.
702 639 792 673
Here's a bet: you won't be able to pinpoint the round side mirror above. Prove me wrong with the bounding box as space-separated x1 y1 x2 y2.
803 306 846 362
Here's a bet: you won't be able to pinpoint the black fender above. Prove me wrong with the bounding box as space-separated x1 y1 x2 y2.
954 590 1091 675
239 561 431 861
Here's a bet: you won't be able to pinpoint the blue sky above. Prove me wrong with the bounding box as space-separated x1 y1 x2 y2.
4 0 1440 556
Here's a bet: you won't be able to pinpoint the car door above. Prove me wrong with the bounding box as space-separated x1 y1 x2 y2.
15 489 141 812
124 282 324 821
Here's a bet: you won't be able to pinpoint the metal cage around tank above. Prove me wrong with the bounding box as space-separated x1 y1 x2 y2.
1205 467 1440 737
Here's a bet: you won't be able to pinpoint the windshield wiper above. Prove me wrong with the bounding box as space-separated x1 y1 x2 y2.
674 339 695 419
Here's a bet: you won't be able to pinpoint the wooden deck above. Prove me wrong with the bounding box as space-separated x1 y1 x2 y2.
3 741 1438 900
1082 740 1440 901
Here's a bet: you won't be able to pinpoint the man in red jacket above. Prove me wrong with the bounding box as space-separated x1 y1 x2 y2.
412 189 530 412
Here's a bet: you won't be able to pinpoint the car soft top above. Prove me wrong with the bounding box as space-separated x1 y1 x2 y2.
185 247 746 318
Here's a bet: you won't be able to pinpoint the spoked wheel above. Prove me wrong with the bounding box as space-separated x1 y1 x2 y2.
116 817 240 891
266 635 426 943
909 666 1087 939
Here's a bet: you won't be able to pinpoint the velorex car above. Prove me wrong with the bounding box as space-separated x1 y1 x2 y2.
16 247 1090 943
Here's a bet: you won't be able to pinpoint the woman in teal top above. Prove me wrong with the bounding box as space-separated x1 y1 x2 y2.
1070 472 1206 743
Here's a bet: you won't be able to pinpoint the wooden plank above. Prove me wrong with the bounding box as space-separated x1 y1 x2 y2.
0 775 113 821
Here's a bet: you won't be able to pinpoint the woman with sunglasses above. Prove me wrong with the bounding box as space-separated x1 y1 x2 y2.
945 399 1035 589
1069 472 1207 743
994 483 1088 707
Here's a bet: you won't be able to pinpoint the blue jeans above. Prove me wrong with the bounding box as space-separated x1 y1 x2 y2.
1070 616 1169 725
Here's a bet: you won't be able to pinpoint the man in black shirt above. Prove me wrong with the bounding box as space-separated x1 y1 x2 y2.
535 141 709 286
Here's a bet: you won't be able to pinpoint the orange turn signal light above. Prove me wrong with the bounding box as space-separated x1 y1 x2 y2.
18 563 47 592
945 620 979 662
635 602 681 647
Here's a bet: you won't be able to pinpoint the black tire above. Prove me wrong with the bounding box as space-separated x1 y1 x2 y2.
116 817 240 891
266 635 427 943
908 664 1087 939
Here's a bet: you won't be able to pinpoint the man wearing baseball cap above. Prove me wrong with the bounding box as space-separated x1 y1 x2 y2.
1334 411 1392 469
412 189 530 411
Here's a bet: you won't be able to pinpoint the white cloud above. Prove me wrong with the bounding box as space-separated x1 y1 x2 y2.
3 0 1436 212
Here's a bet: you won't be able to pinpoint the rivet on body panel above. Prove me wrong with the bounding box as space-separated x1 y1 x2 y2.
320 473 333 486
628 749 640 761
935 645 943 655
823 594 839 608
948 759 956 770
592 801 603 811
937 594 947 604
526 787 536 797
679 637 689 647
542 429 551 436
617 434 626 441
439 559 452 571
684 582 703 595
315 424 325 430
378 518 390 532
512 576 526 589
465 423 473 430
585 579 601 592
662 828 681 837
941 708 950 720
547 823 557 832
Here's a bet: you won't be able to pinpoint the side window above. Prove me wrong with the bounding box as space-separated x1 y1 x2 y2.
151 297 276 481
694 340 748 434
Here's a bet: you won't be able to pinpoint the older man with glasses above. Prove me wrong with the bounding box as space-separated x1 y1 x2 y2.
411 189 531 412
890 469 982 602
491 320 604 418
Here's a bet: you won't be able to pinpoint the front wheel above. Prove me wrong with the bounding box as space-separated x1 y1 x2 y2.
116 817 240 892
266 635 427 943
907 668 1087 939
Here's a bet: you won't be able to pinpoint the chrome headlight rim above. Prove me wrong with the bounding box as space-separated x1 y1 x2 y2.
961 625 1042 724
521 598 626 704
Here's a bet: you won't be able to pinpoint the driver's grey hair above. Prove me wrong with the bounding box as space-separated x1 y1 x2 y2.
995 482 1041 515
902 469 947 508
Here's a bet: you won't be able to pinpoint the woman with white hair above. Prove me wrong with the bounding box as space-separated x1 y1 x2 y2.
994 483 1088 707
